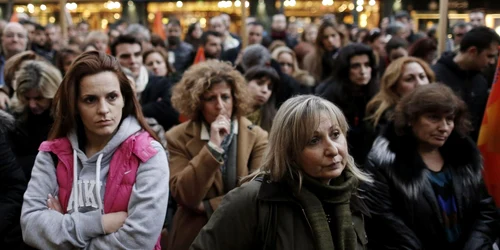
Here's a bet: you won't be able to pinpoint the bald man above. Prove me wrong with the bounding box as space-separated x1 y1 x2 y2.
209 16 239 51
0 22 29 108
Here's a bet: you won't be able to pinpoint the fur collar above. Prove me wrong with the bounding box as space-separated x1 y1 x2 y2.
368 122 483 200
0 109 14 133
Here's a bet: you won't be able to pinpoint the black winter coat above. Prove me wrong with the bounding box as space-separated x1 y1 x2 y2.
141 75 180 131
432 53 489 142
9 109 53 181
0 110 26 248
362 123 500 250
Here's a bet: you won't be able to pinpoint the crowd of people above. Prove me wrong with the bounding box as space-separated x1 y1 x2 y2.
0 9 499 250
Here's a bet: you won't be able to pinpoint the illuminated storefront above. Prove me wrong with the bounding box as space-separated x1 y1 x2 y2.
5 0 381 33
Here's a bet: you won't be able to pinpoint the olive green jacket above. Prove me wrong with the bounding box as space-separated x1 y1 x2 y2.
191 177 369 250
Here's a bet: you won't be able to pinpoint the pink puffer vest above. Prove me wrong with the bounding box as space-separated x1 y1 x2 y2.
39 131 162 250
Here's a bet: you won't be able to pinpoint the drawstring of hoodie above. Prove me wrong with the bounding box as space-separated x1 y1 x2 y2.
72 151 104 213
72 150 78 213
96 153 104 213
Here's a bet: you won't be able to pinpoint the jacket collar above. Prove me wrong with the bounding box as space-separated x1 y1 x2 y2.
371 122 483 200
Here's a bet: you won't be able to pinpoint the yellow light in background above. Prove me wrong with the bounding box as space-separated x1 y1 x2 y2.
148 13 155 20
496 26 500 36
356 0 364 6
485 16 494 28
15 7 25 13
40 4 47 11
176 1 183 8
448 34 453 39
162 18 169 24
289 16 296 22
101 19 109 29
426 21 434 30
360 13 367 27
27 4 34 13
356 5 363 12
245 1 249 8
114 13 121 19
348 3 355 10
83 10 91 18
200 18 207 29
339 4 347 12
235 0 241 7
369 0 376 6
49 16 56 23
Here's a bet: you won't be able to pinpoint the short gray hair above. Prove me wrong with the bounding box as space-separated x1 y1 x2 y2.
124 24 151 42
241 44 271 71
386 21 406 36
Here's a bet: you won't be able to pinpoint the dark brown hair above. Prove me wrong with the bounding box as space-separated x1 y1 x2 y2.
393 83 472 137
55 46 82 75
49 50 159 142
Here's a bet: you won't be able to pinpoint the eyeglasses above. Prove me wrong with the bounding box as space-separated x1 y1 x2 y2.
279 62 293 68
3 33 27 39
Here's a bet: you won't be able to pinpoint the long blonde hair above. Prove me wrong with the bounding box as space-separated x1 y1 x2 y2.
243 95 372 187
365 56 435 127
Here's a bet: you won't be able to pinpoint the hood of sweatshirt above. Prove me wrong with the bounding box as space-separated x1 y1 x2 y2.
436 52 482 78
66 115 142 213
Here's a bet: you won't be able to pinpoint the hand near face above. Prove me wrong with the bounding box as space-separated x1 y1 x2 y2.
209 114 231 147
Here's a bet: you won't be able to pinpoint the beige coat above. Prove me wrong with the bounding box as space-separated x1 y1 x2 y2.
166 117 268 250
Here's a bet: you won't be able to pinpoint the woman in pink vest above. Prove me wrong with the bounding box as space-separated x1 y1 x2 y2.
20 51 169 250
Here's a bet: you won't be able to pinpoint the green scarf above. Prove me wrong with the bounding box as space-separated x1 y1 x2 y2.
288 171 358 250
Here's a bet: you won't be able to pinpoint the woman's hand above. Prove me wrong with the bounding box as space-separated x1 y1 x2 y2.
47 194 63 213
209 115 231 147
102 211 128 234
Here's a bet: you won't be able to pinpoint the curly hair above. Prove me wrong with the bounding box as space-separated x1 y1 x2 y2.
171 60 251 121
393 83 472 137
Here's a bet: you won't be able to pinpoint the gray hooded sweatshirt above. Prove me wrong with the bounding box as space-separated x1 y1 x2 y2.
21 116 169 249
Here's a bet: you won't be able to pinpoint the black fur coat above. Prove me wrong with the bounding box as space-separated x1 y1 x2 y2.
361 123 499 250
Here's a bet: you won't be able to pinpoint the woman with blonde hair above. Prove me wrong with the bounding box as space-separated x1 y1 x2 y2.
166 60 268 250
303 20 345 83
192 95 372 250
271 46 315 88
83 31 109 53
365 56 435 136
0 51 44 110
9 60 62 180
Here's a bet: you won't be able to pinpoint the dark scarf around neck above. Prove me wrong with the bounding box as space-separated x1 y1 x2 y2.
288 171 358 250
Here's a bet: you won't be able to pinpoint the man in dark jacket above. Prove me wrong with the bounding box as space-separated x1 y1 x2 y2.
111 35 179 131
433 26 500 142
166 19 195 73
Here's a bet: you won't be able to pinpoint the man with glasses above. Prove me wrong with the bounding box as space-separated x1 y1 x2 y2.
0 22 29 109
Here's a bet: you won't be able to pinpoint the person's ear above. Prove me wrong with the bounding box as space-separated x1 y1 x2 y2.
466 46 478 56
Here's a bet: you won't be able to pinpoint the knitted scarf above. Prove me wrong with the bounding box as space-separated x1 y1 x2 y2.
288 171 358 250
